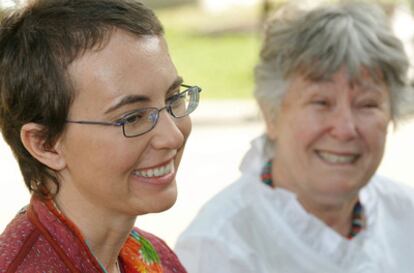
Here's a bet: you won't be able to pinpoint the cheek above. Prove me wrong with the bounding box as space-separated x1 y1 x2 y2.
286 112 323 147
362 126 387 153
174 118 192 167
62 129 146 175
178 117 192 142
359 115 389 149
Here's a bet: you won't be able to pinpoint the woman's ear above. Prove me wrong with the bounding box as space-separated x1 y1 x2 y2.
20 123 66 171
260 104 279 141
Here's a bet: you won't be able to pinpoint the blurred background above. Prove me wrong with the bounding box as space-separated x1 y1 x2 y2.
1 0 414 248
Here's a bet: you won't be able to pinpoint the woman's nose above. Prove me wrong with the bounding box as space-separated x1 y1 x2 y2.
151 110 186 149
329 105 358 141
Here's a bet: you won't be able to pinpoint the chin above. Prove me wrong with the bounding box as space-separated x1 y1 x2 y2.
154 200 176 213
146 186 178 214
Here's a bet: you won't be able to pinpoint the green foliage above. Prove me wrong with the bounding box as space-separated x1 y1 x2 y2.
157 6 260 100
165 29 260 99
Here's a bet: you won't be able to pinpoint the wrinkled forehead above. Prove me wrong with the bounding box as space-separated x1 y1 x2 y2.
292 65 388 91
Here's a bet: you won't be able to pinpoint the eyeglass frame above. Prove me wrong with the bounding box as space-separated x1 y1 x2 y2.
66 84 201 138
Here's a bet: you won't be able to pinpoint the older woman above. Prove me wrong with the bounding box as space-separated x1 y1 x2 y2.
175 2 414 272
0 0 201 272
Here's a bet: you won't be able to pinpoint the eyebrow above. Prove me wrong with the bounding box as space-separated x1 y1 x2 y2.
357 81 385 93
308 78 385 93
104 76 184 114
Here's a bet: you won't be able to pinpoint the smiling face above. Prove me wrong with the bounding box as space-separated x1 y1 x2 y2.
55 30 191 217
267 70 391 206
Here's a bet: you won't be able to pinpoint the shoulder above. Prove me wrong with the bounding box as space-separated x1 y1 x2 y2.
362 176 414 266
366 175 414 199
175 174 265 265
135 228 187 273
0 209 38 271
0 205 75 273
179 175 257 240
364 175 414 212
174 182 262 273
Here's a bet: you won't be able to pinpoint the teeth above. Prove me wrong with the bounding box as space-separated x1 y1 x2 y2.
133 161 174 178
318 151 357 164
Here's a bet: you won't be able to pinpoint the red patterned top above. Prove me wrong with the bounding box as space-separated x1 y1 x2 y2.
0 196 187 273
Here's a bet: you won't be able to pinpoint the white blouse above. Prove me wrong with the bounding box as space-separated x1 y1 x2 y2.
175 135 414 273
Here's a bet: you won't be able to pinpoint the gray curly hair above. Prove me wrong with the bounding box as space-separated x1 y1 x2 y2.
255 2 412 124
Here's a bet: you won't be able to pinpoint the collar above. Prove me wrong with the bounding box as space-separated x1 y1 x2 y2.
28 196 163 273
260 160 365 239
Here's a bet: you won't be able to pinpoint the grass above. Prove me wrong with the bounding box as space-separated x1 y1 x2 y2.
156 5 261 100
154 0 412 99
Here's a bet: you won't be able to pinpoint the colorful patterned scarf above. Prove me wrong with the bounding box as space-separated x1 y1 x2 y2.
120 229 163 273
46 199 164 273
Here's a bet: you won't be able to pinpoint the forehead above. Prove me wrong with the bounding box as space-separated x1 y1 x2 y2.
289 68 388 95
66 30 177 112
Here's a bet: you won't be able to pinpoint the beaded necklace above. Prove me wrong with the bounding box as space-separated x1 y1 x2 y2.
260 160 364 239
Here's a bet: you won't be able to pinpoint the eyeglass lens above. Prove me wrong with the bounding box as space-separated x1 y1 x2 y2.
170 87 199 117
123 86 200 137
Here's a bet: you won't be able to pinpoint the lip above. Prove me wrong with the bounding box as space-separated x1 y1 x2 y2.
135 156 176 172
131 168 176 186
131 157 176 186
315 150 360 164
316 148 360 156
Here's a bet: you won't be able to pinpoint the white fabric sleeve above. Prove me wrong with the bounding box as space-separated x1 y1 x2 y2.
175 235 261 273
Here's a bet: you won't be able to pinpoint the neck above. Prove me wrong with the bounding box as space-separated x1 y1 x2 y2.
270 160 359 237
54 191 135 272
297 195 358 237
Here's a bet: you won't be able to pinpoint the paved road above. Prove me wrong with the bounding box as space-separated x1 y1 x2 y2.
1 100 414 248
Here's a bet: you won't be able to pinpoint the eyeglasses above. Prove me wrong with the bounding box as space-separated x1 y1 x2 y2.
66 84 201 138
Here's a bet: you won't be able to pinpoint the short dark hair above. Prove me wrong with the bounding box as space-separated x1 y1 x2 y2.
0 0 164 198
